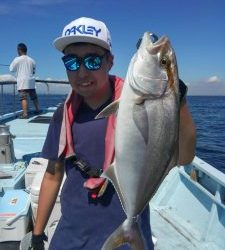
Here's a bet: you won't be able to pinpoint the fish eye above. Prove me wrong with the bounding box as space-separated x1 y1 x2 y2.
160 56 169 68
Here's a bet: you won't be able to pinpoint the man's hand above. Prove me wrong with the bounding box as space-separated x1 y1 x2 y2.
29 233 48 250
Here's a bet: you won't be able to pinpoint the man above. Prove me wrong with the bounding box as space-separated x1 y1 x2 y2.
10 43 40 118
29 17 196 250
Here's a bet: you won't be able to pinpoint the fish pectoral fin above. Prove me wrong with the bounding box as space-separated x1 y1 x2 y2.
101 219 145 250
101 163 127 213
135 96 146 105
95 99 120 119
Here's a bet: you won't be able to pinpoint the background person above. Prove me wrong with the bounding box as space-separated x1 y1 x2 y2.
9 43 40 118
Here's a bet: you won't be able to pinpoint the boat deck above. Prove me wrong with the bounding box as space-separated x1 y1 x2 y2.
1 108 225 249
150 161 225 250
0 109 55 250
3 110 56 161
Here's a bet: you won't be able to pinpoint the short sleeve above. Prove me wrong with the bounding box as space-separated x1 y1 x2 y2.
41 104 64 160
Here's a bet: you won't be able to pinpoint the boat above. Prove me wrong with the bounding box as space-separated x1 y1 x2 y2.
0 78 225 250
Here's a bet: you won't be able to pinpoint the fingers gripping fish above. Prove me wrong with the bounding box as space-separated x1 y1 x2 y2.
96 32 180 250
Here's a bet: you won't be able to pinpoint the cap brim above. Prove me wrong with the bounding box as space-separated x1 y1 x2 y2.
53 36 110 52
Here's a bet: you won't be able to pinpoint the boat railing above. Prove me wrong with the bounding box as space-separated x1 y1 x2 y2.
0 80 17 116
0 79 69 116
183 156 225 207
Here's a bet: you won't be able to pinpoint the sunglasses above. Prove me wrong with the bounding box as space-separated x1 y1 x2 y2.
62 53 107 71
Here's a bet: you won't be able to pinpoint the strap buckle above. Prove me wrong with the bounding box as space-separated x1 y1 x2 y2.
68 156 103 178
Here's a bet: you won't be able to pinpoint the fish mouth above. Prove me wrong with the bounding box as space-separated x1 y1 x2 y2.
141 32 169 54
131 32 175 96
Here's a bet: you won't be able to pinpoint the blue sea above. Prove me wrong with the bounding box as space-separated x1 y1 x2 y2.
0 94 225 173
187 96 225 173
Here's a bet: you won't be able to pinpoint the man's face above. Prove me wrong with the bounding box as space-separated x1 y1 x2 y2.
63 43 113 100
17 48 22 56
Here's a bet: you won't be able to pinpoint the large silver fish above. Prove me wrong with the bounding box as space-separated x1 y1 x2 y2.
97 32 180 249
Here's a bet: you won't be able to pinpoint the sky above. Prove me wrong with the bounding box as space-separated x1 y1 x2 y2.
0 0 225 95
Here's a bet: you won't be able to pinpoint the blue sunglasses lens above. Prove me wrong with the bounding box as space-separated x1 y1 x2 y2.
84 56 102 70
62 54 104 71
63 57 80 71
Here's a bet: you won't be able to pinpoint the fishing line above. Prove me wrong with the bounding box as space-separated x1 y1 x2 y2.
0 63 9 66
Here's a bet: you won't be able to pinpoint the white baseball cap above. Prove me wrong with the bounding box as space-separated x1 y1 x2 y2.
53 17 112 52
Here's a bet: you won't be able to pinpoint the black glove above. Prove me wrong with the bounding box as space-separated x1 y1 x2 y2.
28 233 48 250
179 79 188 105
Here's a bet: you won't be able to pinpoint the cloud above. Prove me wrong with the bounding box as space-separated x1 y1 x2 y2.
207 75 221 83
0 74 16 82
35 77 70 94
187 75 225 96
1 75 70 95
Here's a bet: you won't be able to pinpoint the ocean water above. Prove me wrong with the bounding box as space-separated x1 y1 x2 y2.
187 96 225 173
0 94 225 173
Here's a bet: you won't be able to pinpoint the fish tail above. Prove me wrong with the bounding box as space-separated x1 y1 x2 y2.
101 218 145 250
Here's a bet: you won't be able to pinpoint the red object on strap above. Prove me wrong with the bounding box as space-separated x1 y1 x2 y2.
91 193 98 199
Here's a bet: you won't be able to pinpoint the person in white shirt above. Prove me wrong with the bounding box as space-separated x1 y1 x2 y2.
10 43 40 118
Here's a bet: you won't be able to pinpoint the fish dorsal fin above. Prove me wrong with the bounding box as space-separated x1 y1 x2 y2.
101 163 127 213
95 99 120 119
